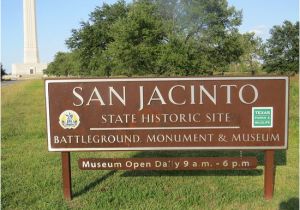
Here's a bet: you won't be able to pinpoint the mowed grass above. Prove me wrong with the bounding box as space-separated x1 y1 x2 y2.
1 77 299 210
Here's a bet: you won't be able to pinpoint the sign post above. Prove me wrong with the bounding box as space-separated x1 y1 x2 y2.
45 77 288 201
61 152 72 200
264 150 275 200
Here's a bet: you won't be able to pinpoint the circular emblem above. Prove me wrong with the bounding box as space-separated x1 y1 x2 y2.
59 110 80 129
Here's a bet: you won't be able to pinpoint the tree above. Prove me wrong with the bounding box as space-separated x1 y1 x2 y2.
44 52 80 76
154 0 244 75
48 0 246 77
107 0 166 76
233 33 263 75
262 20 299 75
1 63 7 80
66 1 128 76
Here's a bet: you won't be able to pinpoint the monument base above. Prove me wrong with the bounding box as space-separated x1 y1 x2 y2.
12 63 47 76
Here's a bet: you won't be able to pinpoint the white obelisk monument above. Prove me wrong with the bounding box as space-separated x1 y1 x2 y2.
12 0 47 76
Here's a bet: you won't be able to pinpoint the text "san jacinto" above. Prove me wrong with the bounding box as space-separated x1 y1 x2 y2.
72 84 258 110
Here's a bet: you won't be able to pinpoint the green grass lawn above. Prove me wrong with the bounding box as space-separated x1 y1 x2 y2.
1 77 299 210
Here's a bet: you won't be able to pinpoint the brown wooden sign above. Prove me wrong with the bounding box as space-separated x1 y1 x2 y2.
45 77 288 151
78 157 257 170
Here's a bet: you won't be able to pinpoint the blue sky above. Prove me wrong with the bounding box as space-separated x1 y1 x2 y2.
1 0 299 73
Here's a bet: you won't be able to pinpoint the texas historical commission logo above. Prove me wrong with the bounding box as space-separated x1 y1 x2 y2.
59 110 80 129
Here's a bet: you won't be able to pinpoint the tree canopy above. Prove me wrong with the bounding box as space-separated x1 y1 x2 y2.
44 52 80 76
262 20 299 74
65 1 129 76
46 0 245 76
45 0 297 77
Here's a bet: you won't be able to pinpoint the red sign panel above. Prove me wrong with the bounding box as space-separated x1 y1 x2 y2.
45 77 288 151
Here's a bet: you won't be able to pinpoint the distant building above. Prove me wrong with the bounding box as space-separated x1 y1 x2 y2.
12 0 47 77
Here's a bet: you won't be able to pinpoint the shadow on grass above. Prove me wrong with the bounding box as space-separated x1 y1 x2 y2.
121 150 286 177
73 170 116 198
127 150 286 165
279 197 299 210
121 169 263 177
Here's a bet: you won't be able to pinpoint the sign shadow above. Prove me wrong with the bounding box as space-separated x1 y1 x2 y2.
121 169 263 177
128 150 286 165
279 197 299 210
120 150 286 177
73 170 116 198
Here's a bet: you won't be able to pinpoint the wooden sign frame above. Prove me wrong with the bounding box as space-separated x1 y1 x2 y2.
45 77 288 151
44 77 288 201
